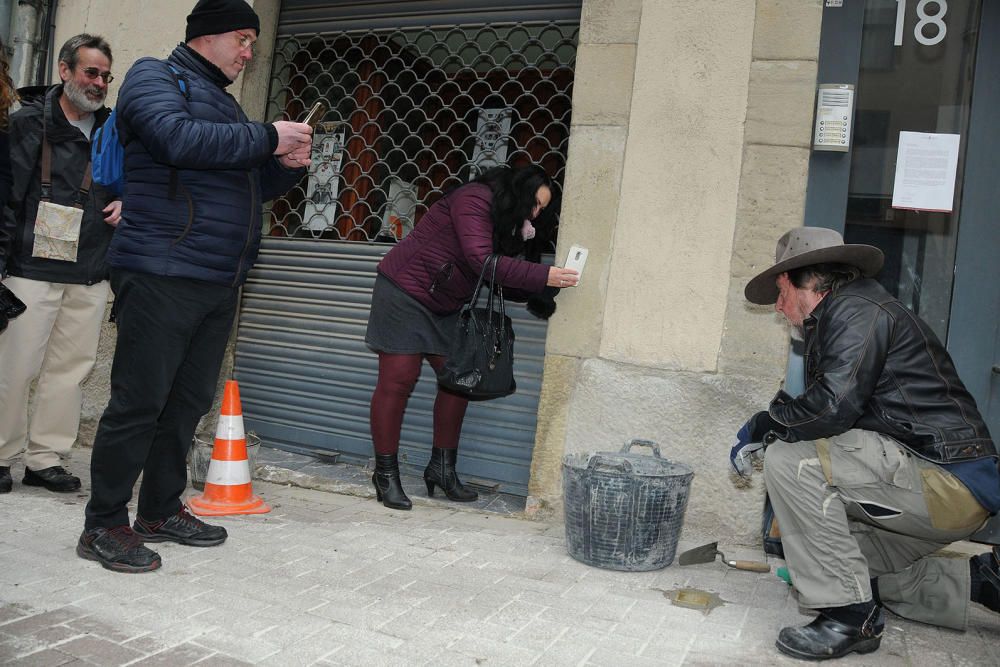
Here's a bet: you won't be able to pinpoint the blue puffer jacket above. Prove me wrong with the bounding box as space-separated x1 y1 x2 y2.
107 44 304 286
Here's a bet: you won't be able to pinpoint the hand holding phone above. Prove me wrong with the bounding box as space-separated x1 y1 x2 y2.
564 245 589 281
303 101 328 128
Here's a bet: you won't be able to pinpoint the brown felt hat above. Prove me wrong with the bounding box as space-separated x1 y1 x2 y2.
744 227 884 305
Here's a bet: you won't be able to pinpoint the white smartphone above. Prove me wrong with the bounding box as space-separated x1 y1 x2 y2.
564 244 589 281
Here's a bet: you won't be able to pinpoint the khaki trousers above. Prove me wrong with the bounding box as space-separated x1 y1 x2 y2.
764 429 988 630
0 276 110 470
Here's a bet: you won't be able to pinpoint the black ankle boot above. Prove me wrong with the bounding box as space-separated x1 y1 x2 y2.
372 454 411 510
776 602 883 660
424 447 478 502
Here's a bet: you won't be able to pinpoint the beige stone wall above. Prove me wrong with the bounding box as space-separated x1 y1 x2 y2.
529 0 822 542
527 0 643 512
50 0 266 106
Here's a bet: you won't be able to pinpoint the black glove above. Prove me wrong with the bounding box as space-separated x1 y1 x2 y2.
747 410 783 443
527 285 560 320
0 284 27 320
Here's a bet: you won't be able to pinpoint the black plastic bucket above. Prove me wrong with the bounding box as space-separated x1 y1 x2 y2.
562 439 694 571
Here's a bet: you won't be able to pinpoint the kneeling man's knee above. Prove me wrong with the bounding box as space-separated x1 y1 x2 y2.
764 441 821 488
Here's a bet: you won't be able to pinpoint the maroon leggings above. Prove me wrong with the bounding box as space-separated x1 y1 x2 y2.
370 352 469 455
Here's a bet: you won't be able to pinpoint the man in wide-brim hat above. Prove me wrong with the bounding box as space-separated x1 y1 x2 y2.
731 227 1000 660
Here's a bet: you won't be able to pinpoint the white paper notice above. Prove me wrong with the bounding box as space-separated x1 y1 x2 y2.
891 131 960 212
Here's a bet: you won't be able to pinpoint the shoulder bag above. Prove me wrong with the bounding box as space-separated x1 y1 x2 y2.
436 254 517 400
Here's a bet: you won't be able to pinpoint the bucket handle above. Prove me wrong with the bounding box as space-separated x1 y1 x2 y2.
587 455 634 474
620 439 662 458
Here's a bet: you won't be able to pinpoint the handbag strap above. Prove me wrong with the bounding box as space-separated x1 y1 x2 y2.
480 256 510 346
485 254 506 327
465 254 500 310
40 124 93 208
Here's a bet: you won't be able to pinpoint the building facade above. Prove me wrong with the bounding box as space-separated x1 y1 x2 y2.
39 0 997 541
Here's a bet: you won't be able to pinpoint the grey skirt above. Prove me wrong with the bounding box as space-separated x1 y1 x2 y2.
365 274 460 356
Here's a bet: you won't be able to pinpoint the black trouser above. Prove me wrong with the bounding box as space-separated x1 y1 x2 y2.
85 269 237 529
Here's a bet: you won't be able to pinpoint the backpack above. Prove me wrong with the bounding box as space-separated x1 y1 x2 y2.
92 63 189 196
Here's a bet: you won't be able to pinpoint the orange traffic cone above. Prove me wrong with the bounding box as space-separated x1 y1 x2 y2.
187 380 270 516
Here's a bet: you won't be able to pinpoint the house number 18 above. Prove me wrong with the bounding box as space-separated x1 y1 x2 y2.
895 0 948 46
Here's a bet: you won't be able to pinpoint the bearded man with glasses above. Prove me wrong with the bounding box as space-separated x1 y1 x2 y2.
0 34 122 496
78 0 312 573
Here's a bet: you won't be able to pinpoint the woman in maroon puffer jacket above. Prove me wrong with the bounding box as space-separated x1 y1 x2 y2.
365 165 580 510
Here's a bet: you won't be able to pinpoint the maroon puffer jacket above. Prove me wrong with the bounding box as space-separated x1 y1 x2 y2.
378 183 549 315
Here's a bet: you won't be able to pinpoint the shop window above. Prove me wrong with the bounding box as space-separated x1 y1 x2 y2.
264 22 578 246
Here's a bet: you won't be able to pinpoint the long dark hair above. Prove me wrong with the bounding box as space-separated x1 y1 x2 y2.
0 37 17 129
788 262 862 296
473 165 552 256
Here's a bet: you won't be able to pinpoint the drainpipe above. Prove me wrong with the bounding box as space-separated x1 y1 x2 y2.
9 0 43 87
34 0 54 84
1 0 16 45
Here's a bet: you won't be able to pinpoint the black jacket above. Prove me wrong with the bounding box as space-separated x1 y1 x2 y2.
0 85 115 283
0 129 10 210
769 278 996 464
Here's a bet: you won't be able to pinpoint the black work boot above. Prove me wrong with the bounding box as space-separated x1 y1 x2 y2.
133 506 227 546
0 467 11 494
372 453 412 510
23 466 81 492
423 447 478 502
970 546 1000 612
77 526 162 573
776 602 883 660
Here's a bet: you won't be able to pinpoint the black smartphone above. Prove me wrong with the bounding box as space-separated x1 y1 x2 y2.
303 101 327 128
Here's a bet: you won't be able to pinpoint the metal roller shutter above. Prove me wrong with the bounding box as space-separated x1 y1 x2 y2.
234 0 580 495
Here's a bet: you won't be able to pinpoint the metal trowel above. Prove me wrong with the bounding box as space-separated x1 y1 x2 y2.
677 541 771 572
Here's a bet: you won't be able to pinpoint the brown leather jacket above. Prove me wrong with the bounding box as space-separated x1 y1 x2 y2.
769 278 996 464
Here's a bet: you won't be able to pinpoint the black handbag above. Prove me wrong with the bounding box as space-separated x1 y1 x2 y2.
437 255 517 400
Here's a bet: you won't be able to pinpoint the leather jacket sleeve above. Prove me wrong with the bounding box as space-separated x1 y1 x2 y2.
769 294 892 442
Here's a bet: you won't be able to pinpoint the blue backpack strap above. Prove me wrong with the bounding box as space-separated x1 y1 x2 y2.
167 63 190 100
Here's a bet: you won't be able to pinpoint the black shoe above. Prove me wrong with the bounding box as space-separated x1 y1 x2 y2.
77 527 162 573
372 453 412 510
133 506 228 546
776 606 883 661
0 467 11 494
971 546 1000 612
23 466 81 492
424 447 478 502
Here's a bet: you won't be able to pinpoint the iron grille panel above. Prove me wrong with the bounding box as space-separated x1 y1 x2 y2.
264 21 578 242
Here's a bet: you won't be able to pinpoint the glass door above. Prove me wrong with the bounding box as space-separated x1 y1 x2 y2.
804 0 1000 436
842 0 980 341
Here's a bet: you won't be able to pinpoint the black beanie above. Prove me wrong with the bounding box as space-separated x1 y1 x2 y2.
185 0 261 42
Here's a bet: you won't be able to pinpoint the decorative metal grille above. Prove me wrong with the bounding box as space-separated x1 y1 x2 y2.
263 21 578 243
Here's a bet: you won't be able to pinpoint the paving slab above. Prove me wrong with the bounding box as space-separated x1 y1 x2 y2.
0 448 997 665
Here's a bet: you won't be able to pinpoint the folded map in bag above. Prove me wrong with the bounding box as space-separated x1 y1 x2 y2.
32 200 83 262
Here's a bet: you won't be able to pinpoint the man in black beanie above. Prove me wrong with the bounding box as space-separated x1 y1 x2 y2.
78 0 313 573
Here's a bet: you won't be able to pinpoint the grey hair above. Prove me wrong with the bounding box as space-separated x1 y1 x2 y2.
58 34 113 69
787 262 863 296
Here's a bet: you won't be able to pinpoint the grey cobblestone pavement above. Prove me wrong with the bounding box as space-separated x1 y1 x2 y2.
2 448 998 666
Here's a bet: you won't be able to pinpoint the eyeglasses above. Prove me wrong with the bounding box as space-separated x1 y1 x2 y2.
81 67 114 84
235 31 256 54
